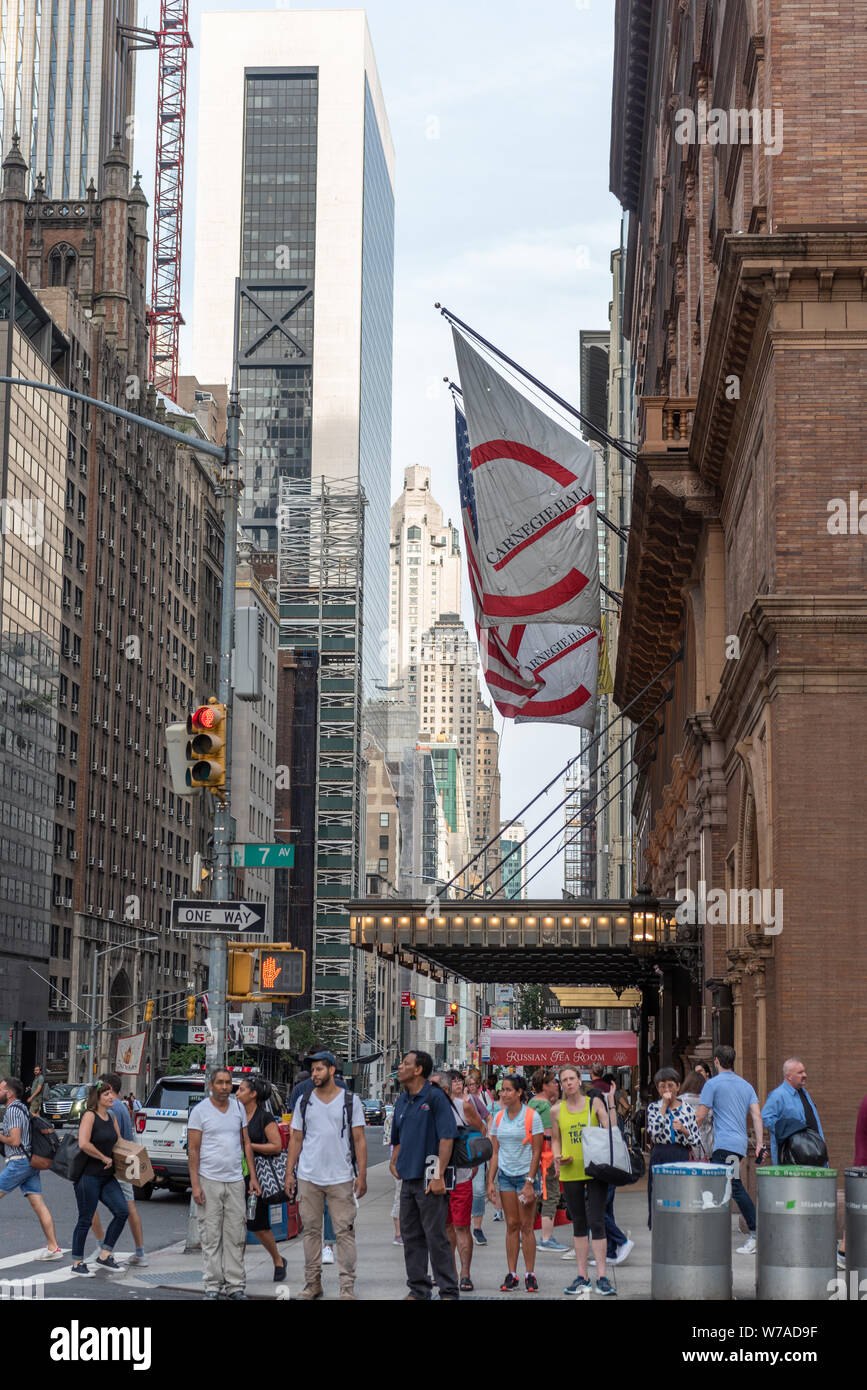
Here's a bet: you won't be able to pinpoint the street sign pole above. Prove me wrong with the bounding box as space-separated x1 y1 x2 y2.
206 282 242 1076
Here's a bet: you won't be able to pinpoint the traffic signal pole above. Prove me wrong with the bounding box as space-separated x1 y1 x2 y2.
205 283 242 1075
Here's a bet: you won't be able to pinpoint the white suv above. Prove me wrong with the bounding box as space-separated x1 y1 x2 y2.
134 1069 285 1200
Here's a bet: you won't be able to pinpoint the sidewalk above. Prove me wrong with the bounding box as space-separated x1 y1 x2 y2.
122 1164 759 1301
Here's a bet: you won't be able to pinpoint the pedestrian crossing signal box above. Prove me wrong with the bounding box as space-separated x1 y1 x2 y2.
227 945 306 1000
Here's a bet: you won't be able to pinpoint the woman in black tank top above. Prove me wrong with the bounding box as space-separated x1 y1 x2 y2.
71 1080 129 1275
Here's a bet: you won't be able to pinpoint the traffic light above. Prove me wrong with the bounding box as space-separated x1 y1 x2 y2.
186 699 227 800
186 995 196 1022
144 1000 154 1023
228 951 254 997
257 947 305 997
409 996 417 1021
449 1001 458 1018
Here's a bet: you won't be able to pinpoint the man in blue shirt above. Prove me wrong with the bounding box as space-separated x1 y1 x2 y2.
390 1050 458 1300
762 1058 825 1164
695 1046 763 1255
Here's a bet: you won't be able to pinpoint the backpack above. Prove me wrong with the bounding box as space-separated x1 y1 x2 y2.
299 1084 357 1176
28 1112 61 1170
449 1093 493 1168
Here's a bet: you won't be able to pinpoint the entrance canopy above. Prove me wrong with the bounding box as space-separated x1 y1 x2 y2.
481 1029 637 1068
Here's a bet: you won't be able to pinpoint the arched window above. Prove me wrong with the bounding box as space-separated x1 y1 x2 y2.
47 244 76 288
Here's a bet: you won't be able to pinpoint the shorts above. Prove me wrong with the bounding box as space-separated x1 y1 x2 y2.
537 1174 562 1220
447 1178 473 1226
0 1157 42 1196
497 1171 537 1195
117 1179 134 1203
561 1177 607 1240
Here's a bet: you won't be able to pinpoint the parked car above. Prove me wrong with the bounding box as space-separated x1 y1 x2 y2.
361 1097 386 1126
45 1083 88 1129
134 1069 285 1200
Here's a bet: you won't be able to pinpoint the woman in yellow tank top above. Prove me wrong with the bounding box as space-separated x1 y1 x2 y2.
551 1066 617 1296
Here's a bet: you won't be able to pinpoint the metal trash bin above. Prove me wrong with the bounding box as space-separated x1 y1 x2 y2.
651 1162 732 1300
756 1166 838 1300
845 1167 867 1289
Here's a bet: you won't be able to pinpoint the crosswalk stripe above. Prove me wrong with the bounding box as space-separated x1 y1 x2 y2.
0 1247 64 1270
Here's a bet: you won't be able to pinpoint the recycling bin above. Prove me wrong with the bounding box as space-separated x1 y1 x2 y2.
756 1166 837 1299
651 1162 732 1300
845 1167 867 1288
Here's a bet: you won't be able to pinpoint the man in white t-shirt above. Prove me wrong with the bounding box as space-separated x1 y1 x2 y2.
188 1067 260 1300
286 1051 367 1300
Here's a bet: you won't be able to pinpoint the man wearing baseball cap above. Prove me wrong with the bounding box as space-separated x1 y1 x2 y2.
286 1052 367 1299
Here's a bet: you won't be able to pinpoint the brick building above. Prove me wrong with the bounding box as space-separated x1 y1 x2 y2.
610 0 867 1166
0 133 221 1088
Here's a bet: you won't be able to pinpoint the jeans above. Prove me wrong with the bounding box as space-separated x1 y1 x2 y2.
323 1196 336 1245
711 1148 756 1232
471 1163 486 1218
400 1177 459 1299
605 1184 628 1257
72 1172 128 1260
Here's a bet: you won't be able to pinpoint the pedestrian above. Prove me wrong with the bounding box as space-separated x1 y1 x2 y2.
90 1073 148 1266
588 1064 610 1095
69 1080 130 1276
694 1060 713 1084
646 1068 701 1229
551 1065 617 1296
761 1058 826 1164
188 1065 261 1300
288 1062 339 1267
487 1073 544 1292
586 1071 633 1271
528 1070 569 1253
0 1076 62 1260
390 1050 459 1301
285 1051 367 1301
440 1070 485 1292
465 1074 490 1245
26 1065 47 1116
383 1105 402 1245
237 1075 288 1283
679 1069 713 1159
693 1045 763 1255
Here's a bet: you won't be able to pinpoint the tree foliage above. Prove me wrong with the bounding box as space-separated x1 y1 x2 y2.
516 985 546 1030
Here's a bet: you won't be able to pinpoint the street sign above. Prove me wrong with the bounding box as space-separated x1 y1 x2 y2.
482 1016 492 1029
171 900 266 933
231 843 295 868
401 991 411 1006
444 1015 455 1028
76 1044 90 1051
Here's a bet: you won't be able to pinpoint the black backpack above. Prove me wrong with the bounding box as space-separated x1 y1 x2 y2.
299 1084 358 1176
29 1112 61 1171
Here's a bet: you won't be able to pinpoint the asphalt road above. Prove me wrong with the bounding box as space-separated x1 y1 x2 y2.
0 1126 389 1300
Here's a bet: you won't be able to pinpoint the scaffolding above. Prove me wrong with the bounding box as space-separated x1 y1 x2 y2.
278 477 365 1056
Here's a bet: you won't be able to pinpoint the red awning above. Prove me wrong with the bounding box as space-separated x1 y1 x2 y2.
481 1029 637 1068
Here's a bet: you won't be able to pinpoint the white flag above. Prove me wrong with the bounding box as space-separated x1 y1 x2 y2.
480 621 599 729
453 328 601 631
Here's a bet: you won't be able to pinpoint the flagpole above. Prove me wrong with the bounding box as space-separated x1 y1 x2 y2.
438 305 639 467
447 378 630 546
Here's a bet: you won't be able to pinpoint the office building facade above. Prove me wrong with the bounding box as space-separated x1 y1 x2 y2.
388 465 461 690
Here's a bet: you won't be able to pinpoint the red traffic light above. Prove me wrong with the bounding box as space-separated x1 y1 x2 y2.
191 705 217 729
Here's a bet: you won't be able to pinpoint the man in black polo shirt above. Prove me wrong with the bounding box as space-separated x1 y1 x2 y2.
390 1050 458 1300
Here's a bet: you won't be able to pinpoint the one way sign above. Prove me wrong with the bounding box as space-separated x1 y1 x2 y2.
171 900 267 933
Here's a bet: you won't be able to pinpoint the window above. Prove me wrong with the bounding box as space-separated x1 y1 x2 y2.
379 835 389 851
378 858 389 874
379 812 389 827
407 526 421 540
63 928 72 960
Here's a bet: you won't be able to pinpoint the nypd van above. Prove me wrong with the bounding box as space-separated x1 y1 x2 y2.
134 1068 284 1199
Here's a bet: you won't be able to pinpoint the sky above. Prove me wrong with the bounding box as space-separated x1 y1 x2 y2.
133 1 623 896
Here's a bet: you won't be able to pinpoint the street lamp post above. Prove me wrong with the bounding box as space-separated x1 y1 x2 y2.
2 301 243 1081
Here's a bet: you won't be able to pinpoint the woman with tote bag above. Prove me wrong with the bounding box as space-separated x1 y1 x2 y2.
237 1076 288 1283
550 1066 617 1296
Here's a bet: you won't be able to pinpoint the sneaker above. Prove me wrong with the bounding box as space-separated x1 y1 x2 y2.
321 1244 335 1265
227 1291 248 1300
564 1275 591 1294
500 1273 520 1292
595 1276 616 1296
70 1263 95 1277
538 1237 570 1252
472 1229 487 1245
736 1235 757 1255
127 1253 149 1267
273 1259 287 1283
37 1247 63 1261
204 1291 220 1300
611 1238 634 1266
561 1249 576 1260
492 1210 504 1222
524 1273 539 1293
95 1255 125 1272
837 1250 847 1270
392 1237 404 1246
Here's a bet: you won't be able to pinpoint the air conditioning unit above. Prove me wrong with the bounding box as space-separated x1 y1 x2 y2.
62 595 71 609
98 530 106 541
97 859 104 869
64 897 73 908
86 903 94 913
85 422 92 433
74 605 82 618
72 654 80 665
123 825 130 835
67 797 75 808
111 865 118 875
112 772 118 784
69 850 79 860
111 819 118 829
70 702 78 714
102 719 108 731
130 566 138 576
132 522 140 533
121 507 127 518
108 539 114 551
119 598 126 609
115 683 121 693
129 606 136 618
99 484 107 496
125 781 131 791
100 766 107 776
107 908 114 918
55 1000 72 1012
54 893 64 905
89 808 97 820
69 751 78 763
96 575 104 588
99 814 106 825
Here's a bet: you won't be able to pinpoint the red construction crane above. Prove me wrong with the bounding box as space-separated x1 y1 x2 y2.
121 5 193 401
